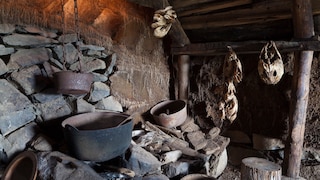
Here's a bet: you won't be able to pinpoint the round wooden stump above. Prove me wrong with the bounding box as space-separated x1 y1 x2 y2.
241 157 281 180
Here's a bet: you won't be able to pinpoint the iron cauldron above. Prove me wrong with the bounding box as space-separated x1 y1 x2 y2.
61 112 133 162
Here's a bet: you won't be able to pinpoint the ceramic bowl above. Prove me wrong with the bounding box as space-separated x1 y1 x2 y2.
150 100 187 128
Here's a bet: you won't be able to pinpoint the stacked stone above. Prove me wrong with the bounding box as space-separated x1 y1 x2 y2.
0 23 122 162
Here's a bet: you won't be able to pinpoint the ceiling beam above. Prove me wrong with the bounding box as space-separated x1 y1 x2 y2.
179 0 320 29
176 0 252 17
171 39 320 56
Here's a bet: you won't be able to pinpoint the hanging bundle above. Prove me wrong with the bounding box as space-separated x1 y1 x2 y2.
151 6 177 38
258 41 284 85
223 46 243 84
218 46 242 124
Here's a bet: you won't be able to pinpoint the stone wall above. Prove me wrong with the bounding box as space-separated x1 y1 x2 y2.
0 22 169 162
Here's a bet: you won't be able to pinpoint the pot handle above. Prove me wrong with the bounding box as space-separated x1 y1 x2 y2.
65 124 80 133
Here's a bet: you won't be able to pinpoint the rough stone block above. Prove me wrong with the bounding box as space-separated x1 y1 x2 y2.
95 96 123 112
7 47 52 70
11 65 47 95
128 145 162 177
88 82 110 102
0 24 15 34
0 44 14 56
0 58 8 76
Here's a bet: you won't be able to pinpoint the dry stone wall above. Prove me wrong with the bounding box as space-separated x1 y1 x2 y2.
0 23 169 162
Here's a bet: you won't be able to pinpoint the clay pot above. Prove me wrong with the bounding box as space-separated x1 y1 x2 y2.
2 151 38 180
150 100 187 128
61 112 133 162
54 71 93 95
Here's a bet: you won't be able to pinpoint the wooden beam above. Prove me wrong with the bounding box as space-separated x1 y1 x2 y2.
171 0 220 9
283 0 315 178
179 0 320 29
176 0 252 17
171 40 320 56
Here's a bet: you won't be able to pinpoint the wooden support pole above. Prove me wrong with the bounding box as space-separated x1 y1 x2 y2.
177 55 190 101
283 0 315 178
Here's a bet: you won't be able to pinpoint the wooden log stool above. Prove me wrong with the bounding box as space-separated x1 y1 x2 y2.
241 157 281 180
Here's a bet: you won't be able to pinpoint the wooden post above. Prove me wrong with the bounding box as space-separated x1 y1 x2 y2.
283 0 314 178
177 55 190 101
241 157 282 180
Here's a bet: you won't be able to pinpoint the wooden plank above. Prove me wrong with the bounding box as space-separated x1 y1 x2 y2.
283 0 314 178
171 40 320 56
177 0 252 17
171 0 220 9
179 0 320 29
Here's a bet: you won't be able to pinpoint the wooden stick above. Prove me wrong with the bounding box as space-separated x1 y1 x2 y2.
283 0 314 178
177 55 190 101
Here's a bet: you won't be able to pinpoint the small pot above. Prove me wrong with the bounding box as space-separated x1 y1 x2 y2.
61 112 133 162
54 71 93 95
150 100 187 128
2 151 38 180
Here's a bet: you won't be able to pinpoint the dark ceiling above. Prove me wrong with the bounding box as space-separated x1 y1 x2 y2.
131 0 320 44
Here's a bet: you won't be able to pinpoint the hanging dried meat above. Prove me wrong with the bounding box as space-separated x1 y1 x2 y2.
258 41 284 85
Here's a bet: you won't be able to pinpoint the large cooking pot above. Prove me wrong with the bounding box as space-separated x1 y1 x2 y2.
61 112 133 162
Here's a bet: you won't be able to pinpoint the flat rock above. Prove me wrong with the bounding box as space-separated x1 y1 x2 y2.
34 94 72 121
2 122 39 160
105 53 117 75
23 26 58 38
53 43 78 65
70 58 106 72
88 82 110 102
37 151 104 180
0 24 15 34
187 131 207 151
95 96 123 112
180 117 200 133
0 79 36 135
58 34 77 43
3 34 58 47
128 145 162 177
80 44 105 51
163 161 190 178
7 47 52 70
76 98 95 114
0 58 8 76
11 65 47 95
0 44 14 56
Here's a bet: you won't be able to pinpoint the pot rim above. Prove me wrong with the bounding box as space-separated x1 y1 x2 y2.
61 111 131 132
2 151 38 180
150 99 186 116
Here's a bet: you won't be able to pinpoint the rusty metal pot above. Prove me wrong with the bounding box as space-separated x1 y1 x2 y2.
54 71 93 95
150 100 187 128
2 151 38 180
61 112 133 162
